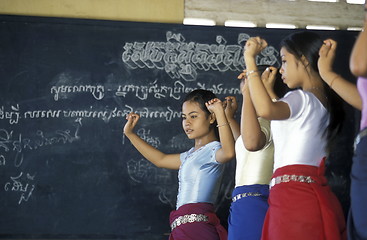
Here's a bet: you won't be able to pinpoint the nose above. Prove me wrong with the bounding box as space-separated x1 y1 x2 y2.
279 68 284 75
184 119 190 126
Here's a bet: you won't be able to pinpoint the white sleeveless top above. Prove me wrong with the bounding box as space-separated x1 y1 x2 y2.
271 90 329 171
235 118 274 187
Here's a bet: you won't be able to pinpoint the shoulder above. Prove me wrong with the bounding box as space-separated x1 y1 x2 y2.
279 90 309 119
281 89 307 101
206 141 221 151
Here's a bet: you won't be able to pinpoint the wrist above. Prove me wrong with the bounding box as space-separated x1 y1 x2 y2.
244 55 256 63
323 72 339 87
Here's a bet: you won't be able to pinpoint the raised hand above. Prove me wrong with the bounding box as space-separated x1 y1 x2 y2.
238 70 248 94
205 98 224 115
244 37 268 59
123 112 140 135
223 96 238 119
261 67 279 100
318 39 337 79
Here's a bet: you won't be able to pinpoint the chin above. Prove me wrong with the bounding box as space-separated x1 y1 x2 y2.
186 134 195 139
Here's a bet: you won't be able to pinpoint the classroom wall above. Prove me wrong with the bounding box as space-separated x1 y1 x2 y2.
0 0 184 23
0 0 363 29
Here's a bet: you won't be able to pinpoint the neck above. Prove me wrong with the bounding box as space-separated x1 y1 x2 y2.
194 133 217 150
302 73 324 92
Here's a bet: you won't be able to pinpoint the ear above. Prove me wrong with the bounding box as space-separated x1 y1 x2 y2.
209 112 216 124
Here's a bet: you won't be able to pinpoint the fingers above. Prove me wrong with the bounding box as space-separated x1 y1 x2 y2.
259 38 268 48
261 67 277 80
123 112 140 134
244 37 268 54
249 37 268 48
320 39 337 57
125 112 140 124
206 98 217 105
237 71 247 80
268 67 278 79
324 39 337 49
225 96 236 102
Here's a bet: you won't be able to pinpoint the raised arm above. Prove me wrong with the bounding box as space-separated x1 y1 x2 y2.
262 66 280 101
244 37 290 120
123 112 181 170
223 96 240 140
238 70 266 151
206 99 235 163
350 5 367 77
318 39 362 110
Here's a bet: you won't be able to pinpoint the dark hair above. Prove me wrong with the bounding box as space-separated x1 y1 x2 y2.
183 89 217 117
280 31 345 154
183 89 219 137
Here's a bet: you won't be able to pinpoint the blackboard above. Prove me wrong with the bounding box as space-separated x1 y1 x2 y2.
0 15 358 239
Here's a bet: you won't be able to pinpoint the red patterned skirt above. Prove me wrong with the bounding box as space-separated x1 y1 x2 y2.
261 160 346 240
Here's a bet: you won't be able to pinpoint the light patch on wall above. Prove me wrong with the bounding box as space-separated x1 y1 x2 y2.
183 18 216 26
306 25 337 30
265 23 297 29
224 20 257 28
347 27 363 31
346 0 365 4
308 0 338 2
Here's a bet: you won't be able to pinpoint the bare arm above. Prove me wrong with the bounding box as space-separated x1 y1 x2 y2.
350 6 367 77
123 113 181 170
319 39 362 110
224 96 240 140
206 99 235 163
244 37 290 120
262 66 280 101
238 71 266 151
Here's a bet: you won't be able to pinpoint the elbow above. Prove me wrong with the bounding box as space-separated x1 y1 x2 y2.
227 151 236 161
256 108 272 120
350 60 367 78
243 139 264 152
223 151 236 163
244 143 262 152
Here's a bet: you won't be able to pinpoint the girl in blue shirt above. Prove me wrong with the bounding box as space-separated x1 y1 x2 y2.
123 89 235 240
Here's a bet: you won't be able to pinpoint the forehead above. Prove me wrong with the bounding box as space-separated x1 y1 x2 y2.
182 101 204 114
280 47 291 58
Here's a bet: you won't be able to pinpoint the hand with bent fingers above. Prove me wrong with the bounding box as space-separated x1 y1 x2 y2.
223 96 238 119
261 67 278 98
237 70 248 94
244 37 268 59
123 112 140 135
318 39 337 79
205 98 225 116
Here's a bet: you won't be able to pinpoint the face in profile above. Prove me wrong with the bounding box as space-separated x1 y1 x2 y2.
280 47 305 89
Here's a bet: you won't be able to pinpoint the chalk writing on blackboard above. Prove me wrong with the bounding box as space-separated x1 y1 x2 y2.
0 127 80 154
4 171 36 204
122 32 280 82
51 84 105 101
115 80 241 100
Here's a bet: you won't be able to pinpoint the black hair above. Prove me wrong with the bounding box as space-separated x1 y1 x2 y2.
182 89 219 137
280 31 345 154
183 89 217 117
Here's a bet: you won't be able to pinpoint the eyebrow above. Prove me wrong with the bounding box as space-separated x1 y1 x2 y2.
182 111 199 116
